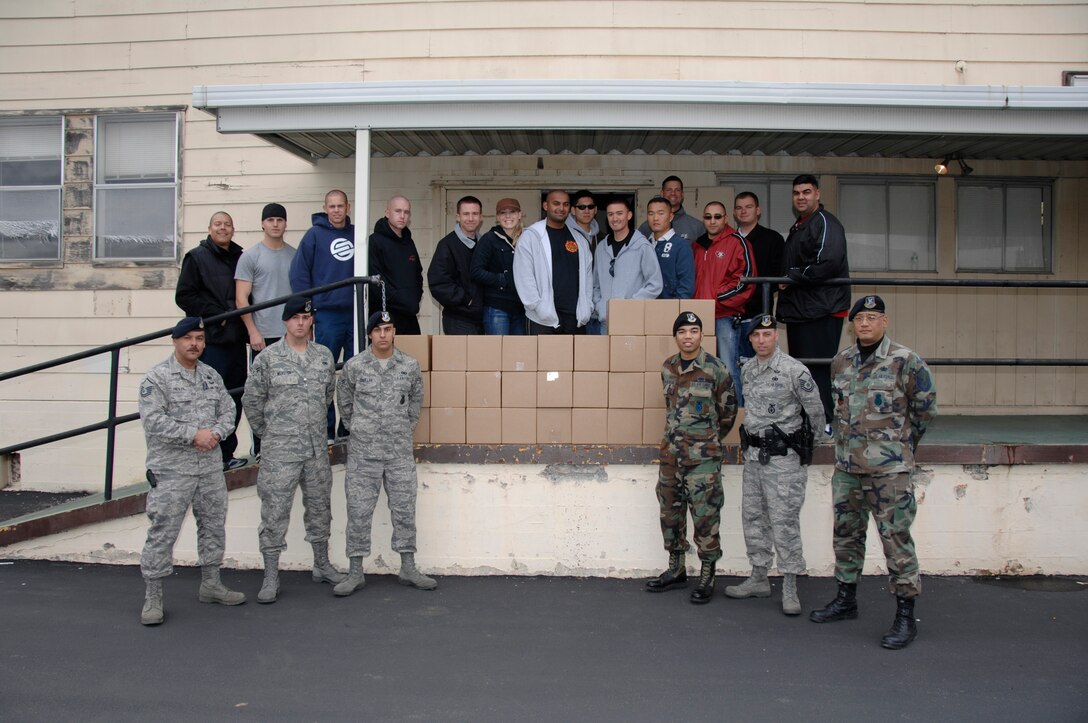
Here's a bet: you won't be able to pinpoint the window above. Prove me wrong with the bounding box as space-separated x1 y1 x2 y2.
718 176 795 237
956 181 1052 272
94 113 178 259
0 117 63 260
839 178 936 272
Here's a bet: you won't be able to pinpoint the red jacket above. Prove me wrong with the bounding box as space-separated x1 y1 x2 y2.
693 228 756 319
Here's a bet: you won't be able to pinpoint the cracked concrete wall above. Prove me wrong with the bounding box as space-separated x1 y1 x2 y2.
4 462 1086 577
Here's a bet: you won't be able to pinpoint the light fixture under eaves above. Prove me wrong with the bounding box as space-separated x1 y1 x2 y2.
934 156 951 175
957 158 974 176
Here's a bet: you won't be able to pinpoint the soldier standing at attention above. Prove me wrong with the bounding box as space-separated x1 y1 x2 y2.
333 311 435 596
809 295 936 650
647 311 737 604
725 314 825 615
242 297 346 604
137 317 246 626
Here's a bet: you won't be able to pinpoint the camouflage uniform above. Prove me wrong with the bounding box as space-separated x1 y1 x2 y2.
829 335 937 598
739 348 825 574
138 355 237 580
658 349 737 562
337 347 424 558
242 340 336 554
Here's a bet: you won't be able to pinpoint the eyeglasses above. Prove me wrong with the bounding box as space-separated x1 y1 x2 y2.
703 214 725 220
852 313 885 324
609 258 616 277
574 204 596 210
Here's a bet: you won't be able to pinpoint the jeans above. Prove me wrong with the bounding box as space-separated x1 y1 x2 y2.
483 306 528 335
585 318 606 336
315 309 354 438
714 316 743 408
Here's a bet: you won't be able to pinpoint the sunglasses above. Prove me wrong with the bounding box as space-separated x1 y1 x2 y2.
574 204 596 210
609 257 616 277
703 213 725 220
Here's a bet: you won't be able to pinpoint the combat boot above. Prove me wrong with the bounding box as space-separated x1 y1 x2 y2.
311 541 346 585
782 573 801 616
645 551 687 592
724 565 771 598
809 581 858 623
257 553 280 604
141 578 164 626
198 566 247 606
689 560 716 605
398 552 438 590
333 557 366 597
880 596 918 650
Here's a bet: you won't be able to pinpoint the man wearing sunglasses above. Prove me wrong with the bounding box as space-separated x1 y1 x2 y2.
567 191 604 333
591 199 663 333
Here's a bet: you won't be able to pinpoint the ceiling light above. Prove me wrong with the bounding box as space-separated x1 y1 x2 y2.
934 156 951 175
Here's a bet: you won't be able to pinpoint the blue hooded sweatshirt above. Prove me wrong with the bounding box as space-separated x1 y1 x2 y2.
288 212 355 313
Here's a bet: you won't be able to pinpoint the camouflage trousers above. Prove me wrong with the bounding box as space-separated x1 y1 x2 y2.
832 470 920 598
741 449 808 574
656 454 724 563
140 470 228 580
344 454 418 558
256 455 333 554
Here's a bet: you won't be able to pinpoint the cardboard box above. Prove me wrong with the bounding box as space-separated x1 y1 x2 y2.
642 407 666 445
466 408 502 444
501 407 536 444
429 407 465 444
685 299 717 334
429 370 466 408
608 373 644 408
501 336 537 372
431 335 468 371
574 335 610 371
571 408 609 444
610 335 646 373
573 371 609 408
467 335 502 371
396 335 430 371
644 335 675 372
501 371 536 407
644 299 680 336
538 335 573 371
725 408 745 446
607 299 644 335
537 371 573 408
607 408 643 445
537 409 572 444
413 408 429 444
420 372 430 408
643 371 665 409
701 335 717 357
466 371 502 408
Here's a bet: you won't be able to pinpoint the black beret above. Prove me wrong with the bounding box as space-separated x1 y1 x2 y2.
366 310 394 335
171 316 204 338
281 296 314 321
745 314 777 337
849 295 886 321
673 311 702 336
262 202 287 221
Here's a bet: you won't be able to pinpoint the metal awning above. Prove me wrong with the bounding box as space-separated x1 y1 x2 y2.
192 79 1088 162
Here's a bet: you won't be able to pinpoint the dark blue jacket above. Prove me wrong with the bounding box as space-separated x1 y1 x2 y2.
653 232 696 299
289 213 355 313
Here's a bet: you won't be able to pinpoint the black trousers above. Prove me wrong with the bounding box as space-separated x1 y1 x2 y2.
248 338 279 456
529 312 584 335
785 316 843 425
200 341 247 462
441 314 484 335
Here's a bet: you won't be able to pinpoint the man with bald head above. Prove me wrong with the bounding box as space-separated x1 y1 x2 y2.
369 195 424 335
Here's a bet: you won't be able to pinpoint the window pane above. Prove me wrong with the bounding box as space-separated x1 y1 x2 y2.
956 185 1003 270
0 189 61 260
841 184 887 270
98 114 176 183
0 117 62 161
889 184 935 271
767 180 794 237
1005 186 1045 271
95 186 175 259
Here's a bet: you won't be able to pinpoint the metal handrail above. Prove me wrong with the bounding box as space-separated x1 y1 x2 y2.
0 276 379 499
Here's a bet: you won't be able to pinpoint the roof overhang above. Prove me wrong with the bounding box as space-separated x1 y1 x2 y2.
192 79 1088 162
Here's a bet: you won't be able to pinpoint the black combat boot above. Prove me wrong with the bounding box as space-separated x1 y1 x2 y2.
880 596 918 650
689 560 716 605
645 551 687 592
809 581 858 623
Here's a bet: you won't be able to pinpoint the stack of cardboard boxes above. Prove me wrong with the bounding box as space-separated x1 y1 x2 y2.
401 298 730 446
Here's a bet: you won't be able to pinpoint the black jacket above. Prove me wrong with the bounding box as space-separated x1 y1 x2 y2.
427 230 483 321
175 236 245 345
776 206 851 323
368 217 423 318
742 223 786 318
470 225 521 314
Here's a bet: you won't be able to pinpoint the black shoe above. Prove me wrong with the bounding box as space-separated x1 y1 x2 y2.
809 581 859 623
689 561 716 605
645 568 687 592
880 597 918 650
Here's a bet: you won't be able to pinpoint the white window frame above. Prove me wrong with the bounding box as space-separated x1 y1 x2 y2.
0 116 64 261
93 112 179 261
839 176 937 273
955 179 1053 273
